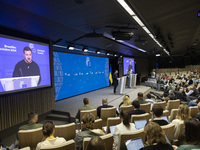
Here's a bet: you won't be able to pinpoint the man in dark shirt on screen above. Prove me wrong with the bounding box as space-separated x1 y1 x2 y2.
13 46 41 85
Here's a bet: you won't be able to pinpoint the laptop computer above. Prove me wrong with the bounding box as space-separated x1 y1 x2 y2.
125 138 144 150
109 125 116 135
134 120 147 130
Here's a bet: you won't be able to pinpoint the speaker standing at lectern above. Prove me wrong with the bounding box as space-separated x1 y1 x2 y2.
13 46 41 85
113 70 118 94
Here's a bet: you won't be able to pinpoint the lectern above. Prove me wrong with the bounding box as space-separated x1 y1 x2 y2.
128 74 137 88
0 76 40 91
116 76 127 94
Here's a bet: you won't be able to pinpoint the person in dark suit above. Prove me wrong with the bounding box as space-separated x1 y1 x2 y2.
113 70 118 94
128 100 146 116
97 98 113 118
152 105 168 126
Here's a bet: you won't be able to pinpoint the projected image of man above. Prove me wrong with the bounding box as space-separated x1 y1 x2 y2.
128 60 133 74
13 46 41 85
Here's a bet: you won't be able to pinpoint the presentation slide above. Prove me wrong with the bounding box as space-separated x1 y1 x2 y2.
54 52 109 101
123 57 135 75
0 35 51 94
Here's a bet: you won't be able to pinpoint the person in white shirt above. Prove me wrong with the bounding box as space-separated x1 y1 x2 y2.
36 121 67 150
172 104 191 140
114 110 137 149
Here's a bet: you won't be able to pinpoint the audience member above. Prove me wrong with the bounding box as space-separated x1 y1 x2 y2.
76 98 95 121
188 96 200 107
168 90 176 100
145 94 155 108
19 112 43 130
75 113 104 150
36 121 67 150
185 83 198 102
118 95 130 108
173 118 200 150
152 105 168 126
114 110 137 149
86 136 106 150
137 92 148 104
128 100 146 116
120 95 131 107
140 122 173 150
172 104 191 139
97 98 113 118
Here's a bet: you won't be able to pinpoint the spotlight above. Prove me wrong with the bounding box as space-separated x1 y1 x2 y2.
96 50 101 54
107 52 110 56
67 44 75 50
114 54 118 57
156 54 160 57
82 47 88 52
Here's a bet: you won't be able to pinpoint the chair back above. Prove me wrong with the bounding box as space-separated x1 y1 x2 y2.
120 105 133 112
167 100 180 115
161 123 175 142
83 134 113 150
189 106 199 118
106 117 121 134
18 128 43 150
80 109 97 121
131 113 150 123
140 103 151 113
101 107 116 126
19 147 31 150
118 129 145 150
162 110 170 118
40 139 75 150
153 101 167 110
54 123 76 141
168 109 178 122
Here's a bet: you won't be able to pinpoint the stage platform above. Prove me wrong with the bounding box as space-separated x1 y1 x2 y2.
55 85 151 117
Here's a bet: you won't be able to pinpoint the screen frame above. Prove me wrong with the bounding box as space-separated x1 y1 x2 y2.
0 34 52 96
122 56 135 76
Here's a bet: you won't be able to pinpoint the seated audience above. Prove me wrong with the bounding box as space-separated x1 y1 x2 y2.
188 96 200 107
36 121 67 150
97 98 113 118
120 95 131 107
173 118 200 150
172 104 191 139
140 122 173 150
194 75 200 84
185 83 198 102
75 113 104 150
128 100 146 116
19 112 43 130
145 94 155 109
137 92 148 104
168 90 176 100
118 95 130 108
86 136 106 150
114 110 137 149
152 105 168 126
76 98 95 121
195 102 200 120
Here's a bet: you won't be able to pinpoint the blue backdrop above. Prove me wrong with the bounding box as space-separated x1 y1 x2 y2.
54 52 109 101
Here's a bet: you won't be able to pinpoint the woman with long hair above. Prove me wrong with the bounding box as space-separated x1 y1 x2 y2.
114 110 136 149
75 113 104 150
172 104 191 139
173 118 200 150
140 122 173 150
121 95 131 107
36 121 67 150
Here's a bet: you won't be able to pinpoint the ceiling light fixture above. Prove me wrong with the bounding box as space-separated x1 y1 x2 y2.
67 44 75 50
156 54 160 57
82 47 88 52
107 52 110 56
96 50 101 54
116 0 170 56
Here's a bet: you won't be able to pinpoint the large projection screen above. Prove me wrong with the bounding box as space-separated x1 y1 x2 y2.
123 57 135 75
0 34 51 95
54 52 109 101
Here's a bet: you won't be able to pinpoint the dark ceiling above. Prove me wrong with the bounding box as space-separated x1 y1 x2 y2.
0 0 200 57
